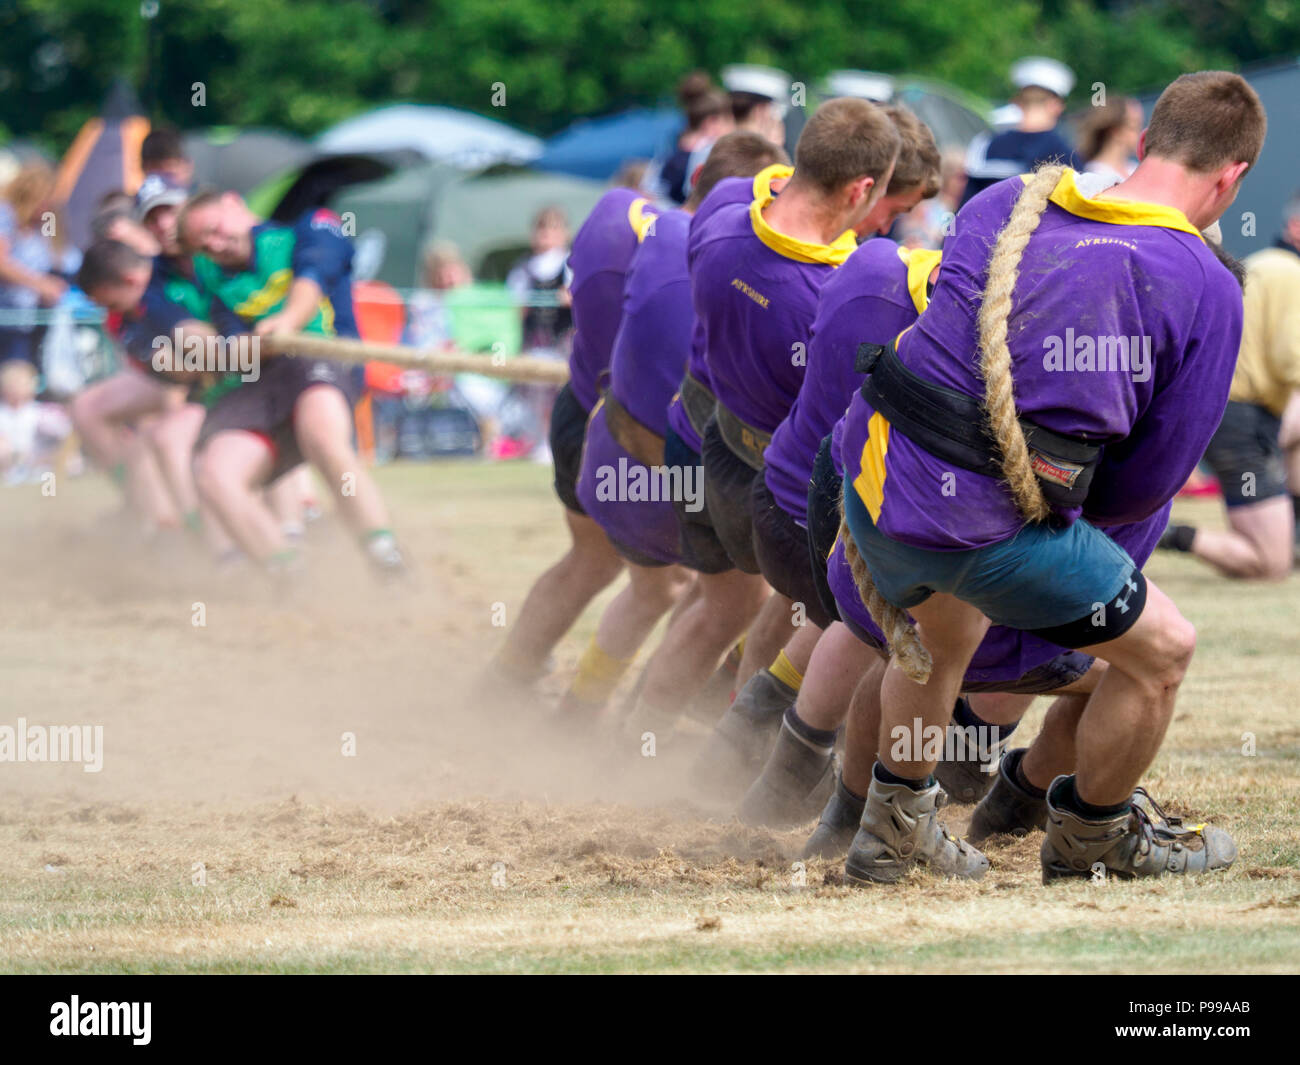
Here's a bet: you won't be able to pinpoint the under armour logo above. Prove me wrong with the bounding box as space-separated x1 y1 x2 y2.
1113 575 1138 614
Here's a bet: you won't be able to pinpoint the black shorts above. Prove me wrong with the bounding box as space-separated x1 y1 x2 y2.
549 382 589 514
195 356 357 481
665 425 732 575
805 435 843 626
752 475 834 629
1203 400 1287 508
701 417 761 575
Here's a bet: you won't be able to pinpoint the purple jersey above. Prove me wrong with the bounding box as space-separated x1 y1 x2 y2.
608 209 693 431
576 210 695 563
665 165 794 452
828 502 1171 684
567 188 658 412
691 172 857 437
764 240 941 522
841 170 1244 550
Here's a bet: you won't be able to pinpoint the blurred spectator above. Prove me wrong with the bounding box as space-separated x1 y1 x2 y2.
0 161 80 366
896 147 967 249
961 57 1077 207
96 189 136 216
405 241 473 348
613 160 649 190
140 127 195 189
1078 97 1143 184
506 206 572 356
723 65 792 147
644 72 733 206
0 358 70 482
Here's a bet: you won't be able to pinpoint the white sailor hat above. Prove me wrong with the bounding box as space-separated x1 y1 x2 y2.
820 70 895 103
721 64 793 116
1009 57 1075 99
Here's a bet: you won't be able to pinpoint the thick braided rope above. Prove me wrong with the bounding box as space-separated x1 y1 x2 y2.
975 164 1065 523
839 506 932 684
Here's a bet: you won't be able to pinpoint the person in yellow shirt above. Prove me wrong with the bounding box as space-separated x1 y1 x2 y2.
1160 196 1300 578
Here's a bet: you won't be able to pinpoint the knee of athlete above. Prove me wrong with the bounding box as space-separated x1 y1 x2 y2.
1147 611 1197 693
193 452 232 504
68 392 99 433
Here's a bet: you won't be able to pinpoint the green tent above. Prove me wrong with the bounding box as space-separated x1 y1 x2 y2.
331 163 608 287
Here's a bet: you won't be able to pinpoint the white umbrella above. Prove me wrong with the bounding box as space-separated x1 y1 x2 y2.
316 104 543 170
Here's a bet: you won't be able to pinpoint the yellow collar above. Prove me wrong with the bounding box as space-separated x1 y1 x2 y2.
627 197 657 242
1032 169 1204 241
749 166 858 266
898 246 942 314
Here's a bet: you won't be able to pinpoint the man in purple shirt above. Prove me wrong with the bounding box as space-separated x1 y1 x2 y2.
621 99 903 749
555 133 788 719
837 72 1266 884
490 187 658 689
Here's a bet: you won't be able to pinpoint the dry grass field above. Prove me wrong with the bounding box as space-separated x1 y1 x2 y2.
1 460 1297 973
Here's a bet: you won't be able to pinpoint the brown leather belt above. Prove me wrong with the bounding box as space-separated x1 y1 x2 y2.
714 401 771 471
602 390 665 468
679 370 717 442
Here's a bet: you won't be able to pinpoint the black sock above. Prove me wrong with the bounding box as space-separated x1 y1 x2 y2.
1062 775 1130 819
1010 750 1047 799
841 778 867 804
952 696 1019 741
1163 523 1197 552
873 760 933 792
783 706 837 750
1292 496 1300 537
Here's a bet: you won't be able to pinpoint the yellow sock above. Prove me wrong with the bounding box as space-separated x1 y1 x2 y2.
569 637 634 704
768 649 804 693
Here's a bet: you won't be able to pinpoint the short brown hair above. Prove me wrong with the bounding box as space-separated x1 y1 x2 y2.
685 131 790 210
1145 72 1266 174
792 97 900 195
883 105 940 198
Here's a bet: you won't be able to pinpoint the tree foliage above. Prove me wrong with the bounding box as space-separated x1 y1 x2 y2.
0 0 1283 151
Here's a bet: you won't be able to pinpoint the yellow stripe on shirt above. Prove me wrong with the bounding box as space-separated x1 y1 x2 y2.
852 410 893 524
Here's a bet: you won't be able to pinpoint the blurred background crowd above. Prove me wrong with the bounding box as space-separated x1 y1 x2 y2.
2 0 1299 479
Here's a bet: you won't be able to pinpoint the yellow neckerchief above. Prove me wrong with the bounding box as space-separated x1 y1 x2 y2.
627 197 658 242
1028 168 1204 241
749 165 858 266
897 246 942 314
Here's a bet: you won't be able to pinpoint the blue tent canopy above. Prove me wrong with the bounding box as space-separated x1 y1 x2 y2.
534 107 680 181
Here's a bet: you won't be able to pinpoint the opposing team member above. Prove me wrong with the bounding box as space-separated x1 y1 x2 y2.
177 191 404 577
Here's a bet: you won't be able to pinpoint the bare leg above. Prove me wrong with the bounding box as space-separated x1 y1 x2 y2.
735 590 793 688
1071 580 1196 806
498 506 625 677
1189 496 1293 579
193 431 282 562
793 621 873 732
293 386 390 536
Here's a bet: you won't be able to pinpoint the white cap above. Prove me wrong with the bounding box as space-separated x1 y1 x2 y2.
821 70 895 103
721 64 793 116
1009 56 1075 99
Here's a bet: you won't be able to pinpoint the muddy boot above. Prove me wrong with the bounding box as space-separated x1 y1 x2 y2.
689 668 797 801
845 772 990 884
736 717 836 829
1041 775 1237 883
933 699 1009 805
967 748 1047 844
803 772 867 860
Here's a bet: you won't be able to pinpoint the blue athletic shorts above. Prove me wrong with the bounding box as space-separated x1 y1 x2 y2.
842 487 1142 639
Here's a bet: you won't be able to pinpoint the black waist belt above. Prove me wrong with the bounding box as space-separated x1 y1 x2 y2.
679 370 717 441
602 390 665 468
856 341 1101 508
714 401 771 472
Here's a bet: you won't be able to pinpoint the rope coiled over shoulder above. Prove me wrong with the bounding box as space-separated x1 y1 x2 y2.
976 164 1065 523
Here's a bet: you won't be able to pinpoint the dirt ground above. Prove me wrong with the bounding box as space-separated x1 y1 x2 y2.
1 461 1298 973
